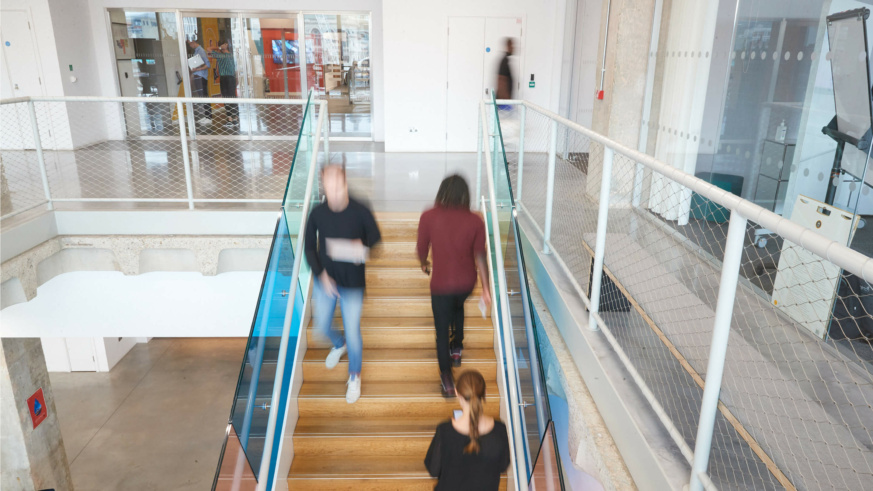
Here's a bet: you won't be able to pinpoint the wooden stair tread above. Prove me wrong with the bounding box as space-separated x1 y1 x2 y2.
299 381 500 398
309 316 492 329
289 455 429 478
366 287 483 297
295 417 444 436
304 348 495 363
289 213 505 487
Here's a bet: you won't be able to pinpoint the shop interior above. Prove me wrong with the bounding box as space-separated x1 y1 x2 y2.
109 9 371 138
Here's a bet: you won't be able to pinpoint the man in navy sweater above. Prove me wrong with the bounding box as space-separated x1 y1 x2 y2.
305 165 381 403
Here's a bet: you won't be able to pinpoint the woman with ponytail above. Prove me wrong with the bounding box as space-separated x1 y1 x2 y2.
425 370 510 490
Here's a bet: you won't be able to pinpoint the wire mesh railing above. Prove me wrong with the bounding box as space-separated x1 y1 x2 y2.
0 95 320 222
493 99 873 491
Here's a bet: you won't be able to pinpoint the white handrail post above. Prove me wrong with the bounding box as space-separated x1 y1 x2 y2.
323 104 330 162
689 210 747 491
542 119 558 253
490 104 499 171
176 101 195 210
588 147 614 332
27 100 53 211
476 110 483 206
632 161 644 207
518 103 526 202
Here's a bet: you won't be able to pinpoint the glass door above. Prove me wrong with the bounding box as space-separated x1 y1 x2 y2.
109 9 183 137
240 15 304 99
239 14 305 137
180 12 246 135
304 13 371 137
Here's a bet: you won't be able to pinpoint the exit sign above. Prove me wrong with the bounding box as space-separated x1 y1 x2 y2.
529 81 535 88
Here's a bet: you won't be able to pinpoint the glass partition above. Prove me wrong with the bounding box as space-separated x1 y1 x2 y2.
213 92 316 490
528 422 563 491
638 0 873 371
485 95 564 487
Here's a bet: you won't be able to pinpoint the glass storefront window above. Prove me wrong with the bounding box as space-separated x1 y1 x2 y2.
108 9 372 138
304 13 371 137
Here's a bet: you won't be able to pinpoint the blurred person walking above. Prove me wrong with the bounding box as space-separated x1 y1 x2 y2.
425 370 510 490
417 175 491 396
305 164 381 403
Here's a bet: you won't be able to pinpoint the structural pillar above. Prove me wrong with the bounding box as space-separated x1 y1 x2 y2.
1 338 73 491
588 0 658 201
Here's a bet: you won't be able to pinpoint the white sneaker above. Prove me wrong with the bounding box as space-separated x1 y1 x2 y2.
325 344 347 369
346 375 361 404
197 117 212 125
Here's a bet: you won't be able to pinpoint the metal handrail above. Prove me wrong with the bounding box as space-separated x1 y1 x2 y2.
0 95 314 220
480 101 530 488
506 99 873 284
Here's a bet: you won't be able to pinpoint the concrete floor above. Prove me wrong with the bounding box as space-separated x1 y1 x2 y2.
50 338 246 491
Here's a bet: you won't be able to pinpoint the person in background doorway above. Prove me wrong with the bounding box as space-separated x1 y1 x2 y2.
425 370 509 491
417 175 491 397
305 164 381 404
496 38 514 102
209 40 239 127
187 38 212 125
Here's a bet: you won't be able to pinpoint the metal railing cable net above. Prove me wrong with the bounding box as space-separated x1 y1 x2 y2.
495 99 873 491
0 95 311 223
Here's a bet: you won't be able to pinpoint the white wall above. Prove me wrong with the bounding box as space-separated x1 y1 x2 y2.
382 0 565 152
47 0 102 97
2 0 64 96
1 271 262 337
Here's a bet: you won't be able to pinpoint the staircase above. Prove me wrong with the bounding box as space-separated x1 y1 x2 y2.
287 212 504 490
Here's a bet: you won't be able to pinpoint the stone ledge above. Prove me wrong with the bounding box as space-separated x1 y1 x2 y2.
1 235 272 308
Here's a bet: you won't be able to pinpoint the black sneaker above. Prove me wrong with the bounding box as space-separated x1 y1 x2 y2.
440 373 456 398
451 348 462 367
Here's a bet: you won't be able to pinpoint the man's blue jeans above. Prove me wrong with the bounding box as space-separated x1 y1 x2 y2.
312 278 364 375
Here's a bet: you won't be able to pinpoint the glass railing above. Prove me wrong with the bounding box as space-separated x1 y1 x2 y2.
213 91 320 490
482 95 565 488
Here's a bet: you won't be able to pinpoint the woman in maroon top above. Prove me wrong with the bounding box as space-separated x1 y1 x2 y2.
417 175 491 396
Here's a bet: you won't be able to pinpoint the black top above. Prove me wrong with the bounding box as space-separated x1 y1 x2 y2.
498 54 513 98
304 198 381 288
424 420 510 491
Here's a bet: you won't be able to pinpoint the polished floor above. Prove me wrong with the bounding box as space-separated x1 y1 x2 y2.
50 338 246 491
1 141 478 228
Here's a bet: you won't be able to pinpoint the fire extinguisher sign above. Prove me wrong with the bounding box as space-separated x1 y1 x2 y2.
27 388 48 429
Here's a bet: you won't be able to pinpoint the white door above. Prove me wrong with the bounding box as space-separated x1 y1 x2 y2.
446 17 486 152
446 17 523 151
0 11 44 98
66 338 99 371
484 18 522 100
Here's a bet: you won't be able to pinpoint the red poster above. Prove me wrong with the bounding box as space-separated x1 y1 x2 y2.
26 388 47 429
